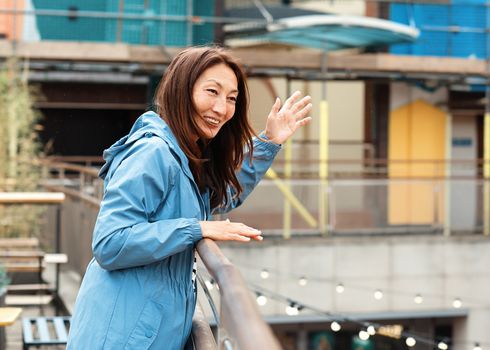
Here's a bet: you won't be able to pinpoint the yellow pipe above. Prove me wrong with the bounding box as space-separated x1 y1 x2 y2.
319 100 329 235
484 112 490 235
283 139 293 239
266 168 317 227
444 113 452 236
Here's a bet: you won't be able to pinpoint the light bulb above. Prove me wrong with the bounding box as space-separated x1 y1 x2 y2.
335 283 345 294
438 342 448 350
298 276 307 286
374 289 383 300
452 298 462 308
367 325 376 335
285 304 299 316
414 294 423 304
330 321 341 332
260 269 269 279
406 337 416 347
359 330 369 341
256 294 267 306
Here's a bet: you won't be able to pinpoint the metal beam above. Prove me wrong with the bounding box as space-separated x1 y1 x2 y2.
0 41 487 80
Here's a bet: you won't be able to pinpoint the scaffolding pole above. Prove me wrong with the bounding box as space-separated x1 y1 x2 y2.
484 109 490 236
283 78 293 239
319 53 329 236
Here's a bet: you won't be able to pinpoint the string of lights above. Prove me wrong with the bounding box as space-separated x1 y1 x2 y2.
199 269 487 350
197 263 488 350
250 283 490 350
228 259 490 310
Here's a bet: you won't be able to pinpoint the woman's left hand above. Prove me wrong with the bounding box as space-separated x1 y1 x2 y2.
264 91 312 145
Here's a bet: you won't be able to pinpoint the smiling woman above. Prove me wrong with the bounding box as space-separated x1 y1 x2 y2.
154 47 257 209
192 63 239 140
67 46 312 350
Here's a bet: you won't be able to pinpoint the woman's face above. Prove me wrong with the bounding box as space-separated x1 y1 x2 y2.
192 63 238 140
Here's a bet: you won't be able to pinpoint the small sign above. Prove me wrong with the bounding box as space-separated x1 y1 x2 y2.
377 324 403 339
452 138 472 147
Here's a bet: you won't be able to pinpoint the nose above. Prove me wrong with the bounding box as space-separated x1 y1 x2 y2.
212 96 227 117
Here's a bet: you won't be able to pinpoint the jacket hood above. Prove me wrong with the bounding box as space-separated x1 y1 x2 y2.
99 111 185 179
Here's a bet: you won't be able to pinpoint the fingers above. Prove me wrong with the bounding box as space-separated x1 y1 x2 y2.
272 97 281 114
200 220 263 243
280 92 312 122
231 233 264 242
281 91 301 112
291 95 312 115
231 234 251 242
295 116 312 128
230 222 262 240
295 102 313 121
227 222 263 242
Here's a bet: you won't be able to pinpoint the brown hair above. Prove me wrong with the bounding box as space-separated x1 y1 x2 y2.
154 46 255 209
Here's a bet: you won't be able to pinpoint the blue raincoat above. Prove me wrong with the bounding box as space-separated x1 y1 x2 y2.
67 111 280 349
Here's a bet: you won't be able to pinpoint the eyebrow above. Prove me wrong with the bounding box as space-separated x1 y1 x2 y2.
205 79 239 94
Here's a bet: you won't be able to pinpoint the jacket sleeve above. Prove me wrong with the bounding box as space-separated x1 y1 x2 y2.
212 135 281 214
92 137 202 271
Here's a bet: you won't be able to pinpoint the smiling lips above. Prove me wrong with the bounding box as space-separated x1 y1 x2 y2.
204 116 220 126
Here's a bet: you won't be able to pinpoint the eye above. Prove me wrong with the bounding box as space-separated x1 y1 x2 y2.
206 88 218 95
228 96 237 104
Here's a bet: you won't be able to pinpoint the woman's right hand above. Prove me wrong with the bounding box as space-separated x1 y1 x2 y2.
199 220 263 242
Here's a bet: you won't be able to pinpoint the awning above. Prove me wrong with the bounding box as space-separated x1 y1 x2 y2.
224 6 419 51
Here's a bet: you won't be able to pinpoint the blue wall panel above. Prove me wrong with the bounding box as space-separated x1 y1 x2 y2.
33 0 215 46
193 0 215 45
33 0 107 41
390 1 488 58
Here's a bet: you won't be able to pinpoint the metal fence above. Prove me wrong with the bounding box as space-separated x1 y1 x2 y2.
39 157 490 237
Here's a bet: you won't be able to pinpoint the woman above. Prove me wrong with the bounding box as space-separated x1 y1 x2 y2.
67 46 312 349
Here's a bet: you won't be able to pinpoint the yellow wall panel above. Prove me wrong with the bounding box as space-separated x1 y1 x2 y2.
389 99 446 225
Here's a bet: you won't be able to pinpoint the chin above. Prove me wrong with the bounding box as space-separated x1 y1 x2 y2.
202 128 221 140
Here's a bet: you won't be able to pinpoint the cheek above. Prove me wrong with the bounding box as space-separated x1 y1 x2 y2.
226 106 236 121
193 93 213 112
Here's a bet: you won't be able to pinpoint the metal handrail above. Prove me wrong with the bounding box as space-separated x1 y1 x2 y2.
191 303 217 350
197 239 281 350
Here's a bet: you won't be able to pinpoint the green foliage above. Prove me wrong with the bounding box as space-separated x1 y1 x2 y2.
0 58 45 238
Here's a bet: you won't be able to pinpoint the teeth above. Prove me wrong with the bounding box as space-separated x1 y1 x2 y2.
204 117 220 125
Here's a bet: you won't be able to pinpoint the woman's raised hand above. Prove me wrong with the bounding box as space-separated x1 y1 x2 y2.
264 91 312 145
199 220 263 242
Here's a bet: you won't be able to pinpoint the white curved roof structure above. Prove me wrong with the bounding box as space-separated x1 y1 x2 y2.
224 7 419 51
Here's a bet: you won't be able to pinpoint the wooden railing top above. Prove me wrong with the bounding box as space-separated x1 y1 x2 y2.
40 160 100 177
44 156 103 164
40 156 490 167
0 192 65 204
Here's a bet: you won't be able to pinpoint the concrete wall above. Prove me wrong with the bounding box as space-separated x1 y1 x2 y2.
213 235 490 350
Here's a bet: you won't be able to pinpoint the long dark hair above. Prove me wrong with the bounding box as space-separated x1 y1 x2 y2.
154 46 255 209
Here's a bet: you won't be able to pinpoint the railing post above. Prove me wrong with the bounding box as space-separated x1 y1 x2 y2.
319 52 329 236
55 204 62 300
79 172 85 193
319 99 329 236
484 111 490 235
283 138 292 239
433 182 439 231
444 113 452 236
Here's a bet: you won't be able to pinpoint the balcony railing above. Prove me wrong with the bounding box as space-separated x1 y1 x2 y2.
39 156 490 237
